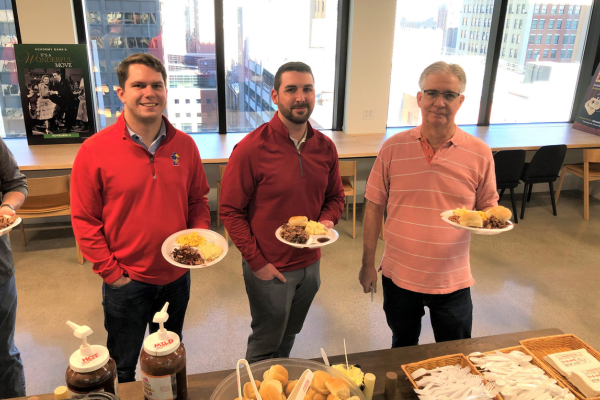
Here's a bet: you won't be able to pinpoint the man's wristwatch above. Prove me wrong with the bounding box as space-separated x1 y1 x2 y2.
0 204 14 212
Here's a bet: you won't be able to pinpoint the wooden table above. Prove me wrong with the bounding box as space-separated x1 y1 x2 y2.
6 122 600 170
13 328 563 400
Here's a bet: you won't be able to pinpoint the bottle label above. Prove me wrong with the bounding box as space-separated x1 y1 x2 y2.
142 371 178 400
67 388 104 399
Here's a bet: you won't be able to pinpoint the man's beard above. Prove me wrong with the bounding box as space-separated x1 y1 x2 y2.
279 102 313 124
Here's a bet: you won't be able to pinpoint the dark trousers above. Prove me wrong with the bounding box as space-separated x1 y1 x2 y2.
0 276 26 399
102 271 191 383
382 275 472 348
243 260 320 363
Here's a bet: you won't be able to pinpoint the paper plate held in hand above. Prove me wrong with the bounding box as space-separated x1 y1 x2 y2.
161 229 228 269
275 225 339 249
440 211 514 236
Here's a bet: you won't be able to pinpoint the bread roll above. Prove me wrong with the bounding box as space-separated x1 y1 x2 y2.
304 388 318 400
260 384 284 400
311 371 331 395
459 211 483 228
244 381 262 400
314 394 327 400
285 380 298 397
485 206 512 221
288 216 308 227
324 378 350 400
327 395 342 400
262 379 283 394
264 365 289 386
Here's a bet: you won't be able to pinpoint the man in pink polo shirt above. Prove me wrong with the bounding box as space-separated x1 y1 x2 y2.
359 61 499 348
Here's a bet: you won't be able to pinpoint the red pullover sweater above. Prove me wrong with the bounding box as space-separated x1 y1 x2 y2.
71 114 210 285
219 113 345 272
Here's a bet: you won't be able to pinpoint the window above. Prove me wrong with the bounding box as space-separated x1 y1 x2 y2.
563 34 569 44
509 49 514 57
504 33 508 43
502 48 506 56
575 6 581 14
181 123 192 133
570 34 576 44
539 19 545 29
0 4 25 138
551 5 557 14
197 113 201 117
197 123 202 131
186 113 191 118
207 99 212 104
517 34 521 44
508 5 513 13
196 99 201 104
519 19 523 28
491 0 592 124
514 19 518 28
513 49 518 58
506 18 510 28
573 20 578 29
568 5 574 14
559 5 564 14
548 19 554 29
185 99 190 104
534 4 540 13
512 34 516 43
556 19 562 29
517 4 521 13
532 19 538 29
566 20 571 29
536 34 542 44
83 0 218 132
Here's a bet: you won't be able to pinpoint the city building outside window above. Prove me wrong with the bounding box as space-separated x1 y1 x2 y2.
556 19 562 29
567 49 573 58
534 4 540 13
566 19 571 29
541 4 548 13
536 34 542 44
568 5 574 14
506 18 510 28
185 99 190 104
196 98 201 103
529 34 536 44
563 34 569 44
553 34 560 44
551 49 557 58
517 34 521 44
548 19 554 29
559 5 564 14
533 49 539 59
512 34 516 43
519 19 523 28
175 99 179 104
539 19 545 28
573 20 578 29
527 49 533 59
545 34 551 44
181 123 192 133
532 19 538 29
186 113 191 117
175 113 180 118
551 5 557 14
543 49 549 58
561 49 566 58
197 112 201 117
517 4 521 13
570 34 576 44
575 6 581 14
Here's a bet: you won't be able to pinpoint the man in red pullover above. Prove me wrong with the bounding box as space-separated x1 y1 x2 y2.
220 62 345 362
71 53 210 383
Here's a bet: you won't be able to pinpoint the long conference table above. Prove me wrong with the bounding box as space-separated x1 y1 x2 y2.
12 328 564 400
6 123 600 171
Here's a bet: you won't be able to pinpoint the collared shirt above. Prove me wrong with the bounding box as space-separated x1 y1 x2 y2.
127 121 167 154
365 125 499 295
289 126 308 151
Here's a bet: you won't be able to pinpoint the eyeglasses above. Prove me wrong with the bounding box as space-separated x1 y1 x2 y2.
423 90 462 102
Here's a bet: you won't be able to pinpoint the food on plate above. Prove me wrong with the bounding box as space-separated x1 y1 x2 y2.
198 242 223 262
458 211 483 228
311 371 332 395
331 364 365 390
172 245 204 265
0 215 17 229
305 221 327 235
244 380 262 400
288 216 308 227
176 231 206 247
485 205 512 221
324 377 350 400
263 364 289 386
447 205 511 230
280 223 310 244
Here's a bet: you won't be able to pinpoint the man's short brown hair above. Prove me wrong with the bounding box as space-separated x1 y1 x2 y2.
274 62 314 92
117 53 167 89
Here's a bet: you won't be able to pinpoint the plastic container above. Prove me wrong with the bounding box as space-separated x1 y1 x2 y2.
140 302 187 400
210 358 367 400
65 321 119 399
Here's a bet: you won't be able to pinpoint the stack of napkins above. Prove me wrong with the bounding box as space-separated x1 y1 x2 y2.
544 349 600 397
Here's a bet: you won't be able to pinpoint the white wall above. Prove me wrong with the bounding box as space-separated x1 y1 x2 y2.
16 0 78 44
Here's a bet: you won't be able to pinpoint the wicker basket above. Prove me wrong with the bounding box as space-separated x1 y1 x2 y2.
401 353 502 400
520 334 600 400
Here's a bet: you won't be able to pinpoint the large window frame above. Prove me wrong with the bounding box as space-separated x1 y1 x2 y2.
73 0 350 134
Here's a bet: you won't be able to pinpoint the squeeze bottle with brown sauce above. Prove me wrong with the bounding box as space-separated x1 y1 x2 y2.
140 302 188 400
65 321 119 399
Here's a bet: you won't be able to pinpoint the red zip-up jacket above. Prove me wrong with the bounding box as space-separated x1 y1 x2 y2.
71 114 210 285
219 113 345 272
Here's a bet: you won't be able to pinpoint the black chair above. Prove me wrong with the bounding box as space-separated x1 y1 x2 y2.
494 150 526 223
520 145 567 220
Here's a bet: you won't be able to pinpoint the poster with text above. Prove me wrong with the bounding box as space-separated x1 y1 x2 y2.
15 44 96 145
573 62 600 137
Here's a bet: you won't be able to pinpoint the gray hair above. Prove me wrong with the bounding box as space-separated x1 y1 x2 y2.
418 61 467 93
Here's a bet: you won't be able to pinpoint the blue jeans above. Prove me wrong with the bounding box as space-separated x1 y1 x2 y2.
102 271 191 383
382 275 472 348
243 260 320 363
0 275 26 399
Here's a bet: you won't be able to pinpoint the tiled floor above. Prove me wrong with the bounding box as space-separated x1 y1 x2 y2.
10 190 600 396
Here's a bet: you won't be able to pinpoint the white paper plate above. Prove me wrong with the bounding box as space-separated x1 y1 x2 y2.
440 210 514 235
161 229 228 269
0 216 21 236
275 225 339 249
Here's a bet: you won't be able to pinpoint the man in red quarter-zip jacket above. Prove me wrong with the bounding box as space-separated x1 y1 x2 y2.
220 62 345 363
71 54 210 383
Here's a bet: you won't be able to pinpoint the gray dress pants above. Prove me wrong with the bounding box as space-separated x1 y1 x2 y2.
242 259 320 363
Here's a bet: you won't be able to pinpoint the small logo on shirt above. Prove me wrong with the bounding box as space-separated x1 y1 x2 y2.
170 152 180 166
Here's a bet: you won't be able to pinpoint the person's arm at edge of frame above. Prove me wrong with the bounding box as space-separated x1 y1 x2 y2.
187 144 211 229
70 145 129 286
318 143 345 229
0 139 27 228
359 199 385 294
475 148 500 213
219 142 286 282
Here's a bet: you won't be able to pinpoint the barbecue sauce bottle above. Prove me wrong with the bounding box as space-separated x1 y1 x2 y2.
140 302 188 400
65 321 119 398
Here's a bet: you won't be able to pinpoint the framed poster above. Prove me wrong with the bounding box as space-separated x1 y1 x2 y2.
573 62 600 137
15 44 96 145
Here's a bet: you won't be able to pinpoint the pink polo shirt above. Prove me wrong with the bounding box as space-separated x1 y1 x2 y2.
365 126 499 295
